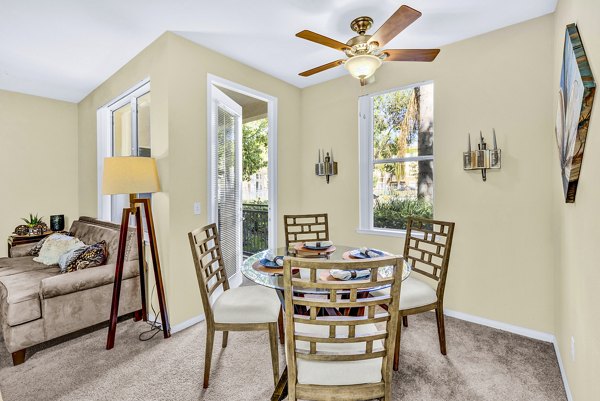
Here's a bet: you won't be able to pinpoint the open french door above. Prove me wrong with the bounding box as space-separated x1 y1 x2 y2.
209 86 243 288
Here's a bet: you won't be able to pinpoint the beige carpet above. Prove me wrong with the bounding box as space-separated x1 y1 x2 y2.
0 313 566 401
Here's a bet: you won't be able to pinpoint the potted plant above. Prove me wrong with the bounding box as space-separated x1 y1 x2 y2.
21 213 47 235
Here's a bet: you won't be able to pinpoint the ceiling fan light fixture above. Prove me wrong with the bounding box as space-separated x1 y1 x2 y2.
344 54 382 82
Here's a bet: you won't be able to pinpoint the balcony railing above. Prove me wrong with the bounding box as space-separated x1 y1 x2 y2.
243 203 268 255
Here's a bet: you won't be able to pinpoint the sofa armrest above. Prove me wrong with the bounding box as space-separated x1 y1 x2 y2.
40 260 140 299
9 243 36 258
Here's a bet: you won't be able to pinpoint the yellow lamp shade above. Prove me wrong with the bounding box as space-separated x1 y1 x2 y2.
102 157 161 195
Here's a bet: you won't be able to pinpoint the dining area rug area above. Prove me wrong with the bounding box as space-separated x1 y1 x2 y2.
0 312 566 401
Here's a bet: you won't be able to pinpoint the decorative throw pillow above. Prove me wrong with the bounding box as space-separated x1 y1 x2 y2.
63 241 108 273
57 245 87 273
28 236 50 256
28 232 74 256
33 234 85 266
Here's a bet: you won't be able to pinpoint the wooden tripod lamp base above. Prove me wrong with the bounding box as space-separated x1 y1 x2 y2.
102 157 171 350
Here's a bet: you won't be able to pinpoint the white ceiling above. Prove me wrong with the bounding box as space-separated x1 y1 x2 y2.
0 0 557 103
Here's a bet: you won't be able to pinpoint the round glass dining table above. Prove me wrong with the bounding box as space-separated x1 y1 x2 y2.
242 245 412 294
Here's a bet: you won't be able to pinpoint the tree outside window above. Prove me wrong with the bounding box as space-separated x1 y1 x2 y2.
371 83 434 230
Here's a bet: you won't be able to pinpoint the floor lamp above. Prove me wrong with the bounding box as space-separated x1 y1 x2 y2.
102 156 171 350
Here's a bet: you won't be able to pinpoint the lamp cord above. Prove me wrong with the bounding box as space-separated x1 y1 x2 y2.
138 284 162 341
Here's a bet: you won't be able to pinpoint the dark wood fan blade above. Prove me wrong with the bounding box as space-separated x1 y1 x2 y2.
369 5 422 47
299 60 345 77
296 30 349 51
383 49 440 62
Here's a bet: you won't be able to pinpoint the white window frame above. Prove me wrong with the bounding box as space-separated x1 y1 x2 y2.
357 81 434 237
97 78 151 222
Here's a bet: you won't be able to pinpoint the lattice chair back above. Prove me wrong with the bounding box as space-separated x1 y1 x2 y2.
188 223 230 324
282 256 403 400
284 213 329 249
403 217 455 300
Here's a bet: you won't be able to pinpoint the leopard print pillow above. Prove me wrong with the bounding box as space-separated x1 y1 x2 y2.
64 241 108 273
28 236 49 256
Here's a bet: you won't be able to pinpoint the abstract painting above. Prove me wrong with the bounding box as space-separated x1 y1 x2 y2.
556 24 596 203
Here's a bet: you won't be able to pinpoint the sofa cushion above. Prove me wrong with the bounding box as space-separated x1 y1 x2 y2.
9 242 37 258
70 217 138 263
0 256 50 277
40 260 139 299
0 269 58 326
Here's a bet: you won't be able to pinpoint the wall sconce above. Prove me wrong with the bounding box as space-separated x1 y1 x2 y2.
315 149 338 184
463 130 501 181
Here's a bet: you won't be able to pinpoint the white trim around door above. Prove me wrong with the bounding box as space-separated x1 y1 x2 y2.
206 74 279 252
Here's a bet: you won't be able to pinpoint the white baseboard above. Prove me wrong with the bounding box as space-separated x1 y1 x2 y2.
444 309 572 401
146 313 205 334
444 309 554 342
552 340 573 401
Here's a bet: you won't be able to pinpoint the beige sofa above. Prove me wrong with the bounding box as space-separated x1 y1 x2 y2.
0 217 141 365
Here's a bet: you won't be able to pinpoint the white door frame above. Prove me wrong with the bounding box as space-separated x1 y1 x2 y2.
206 74 279 253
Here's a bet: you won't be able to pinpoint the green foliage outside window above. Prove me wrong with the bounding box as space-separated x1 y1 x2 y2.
242 118 268 182
373 196 433 230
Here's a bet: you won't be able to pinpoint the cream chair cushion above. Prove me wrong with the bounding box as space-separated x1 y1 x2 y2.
373 276 437 310
212 285 280 324
292 322 383 386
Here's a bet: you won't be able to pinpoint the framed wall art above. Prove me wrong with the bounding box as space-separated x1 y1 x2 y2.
556 23 596 203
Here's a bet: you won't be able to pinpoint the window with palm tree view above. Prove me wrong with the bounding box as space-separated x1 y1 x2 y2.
366 82 433 231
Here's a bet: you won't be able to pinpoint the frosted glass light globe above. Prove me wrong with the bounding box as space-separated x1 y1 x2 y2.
344 55 382 80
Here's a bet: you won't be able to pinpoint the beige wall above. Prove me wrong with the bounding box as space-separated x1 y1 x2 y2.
162 33 302 324
299 15 557 333
77 32 302 325
6 3 596 396
0 90 78 257
553 1 600 399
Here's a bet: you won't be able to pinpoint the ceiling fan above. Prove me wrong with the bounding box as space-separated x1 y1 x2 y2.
296 5 439 85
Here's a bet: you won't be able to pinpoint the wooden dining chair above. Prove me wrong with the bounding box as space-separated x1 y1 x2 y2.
377 217 455 371
188 223 281 388
283 213 329 251
283 256 403 401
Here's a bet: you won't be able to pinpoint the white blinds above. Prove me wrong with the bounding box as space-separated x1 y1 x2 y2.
216 105 241 279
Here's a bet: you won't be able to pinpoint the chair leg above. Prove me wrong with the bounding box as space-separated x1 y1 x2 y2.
11 349 26 366
435 307 447 355
402 316 408 327
268 322 280 386
393 317 402 371
222 331 228 348
277 308 285 345
203 328 215 389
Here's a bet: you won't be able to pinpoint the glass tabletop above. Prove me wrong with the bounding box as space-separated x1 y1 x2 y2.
242 245 411 294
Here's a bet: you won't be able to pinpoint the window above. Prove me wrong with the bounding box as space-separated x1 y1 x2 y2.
358 82 434 235
97 80 151 224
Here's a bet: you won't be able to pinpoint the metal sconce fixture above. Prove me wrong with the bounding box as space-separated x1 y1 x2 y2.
463 130 501 181
315 149 338 184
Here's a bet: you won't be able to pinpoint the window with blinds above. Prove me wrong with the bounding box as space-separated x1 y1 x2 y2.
216 105 242 279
